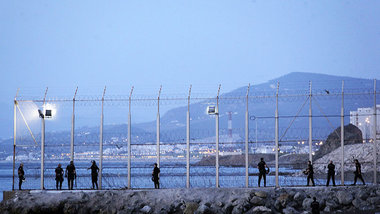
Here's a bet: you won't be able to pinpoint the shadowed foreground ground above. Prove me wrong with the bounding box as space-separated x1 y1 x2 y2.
1 186 380 214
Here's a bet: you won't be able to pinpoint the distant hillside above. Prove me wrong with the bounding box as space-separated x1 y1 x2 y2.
144 72 374 144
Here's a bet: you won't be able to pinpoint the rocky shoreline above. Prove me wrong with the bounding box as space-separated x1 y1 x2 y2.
1 186 380 214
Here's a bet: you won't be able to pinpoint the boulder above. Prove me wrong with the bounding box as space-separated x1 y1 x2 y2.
195 204 211 214
250 196 265 206
336 191 353 205
231 205 244 214
215 201 223 207
184 202 199 214
223 203 234 214
302 198 313 210
282 206 300 214
323 206 331 213
366 196 380 205
293 192 306 205
325 199 340 210
277 193 290 208
247 206 272 214
356 189 370 200
254 191 268 198
314 124 362 160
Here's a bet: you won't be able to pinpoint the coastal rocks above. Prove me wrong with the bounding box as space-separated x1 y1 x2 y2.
254 191 268 198
1 187 380 213
293 191 306 205
356 189 370 200
302 197 313 210
247 206 271 214
140 205 152 213
282 206 299 214
336 191 353 205
195 204 211 214
249 196 265 206
184 202 199 214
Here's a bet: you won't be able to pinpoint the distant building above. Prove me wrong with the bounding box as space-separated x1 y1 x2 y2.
350 105 380 142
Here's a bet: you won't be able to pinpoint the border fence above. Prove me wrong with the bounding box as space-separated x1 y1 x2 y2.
12 79 379 190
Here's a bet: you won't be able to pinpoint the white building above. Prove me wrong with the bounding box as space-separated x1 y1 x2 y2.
350 105 380 142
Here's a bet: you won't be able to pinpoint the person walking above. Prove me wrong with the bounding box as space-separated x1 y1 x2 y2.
305 160 315 186
88 160 99 189
353 159 365 185
326 160 336 186
18 163 25 190
152 163 160 189
55 163 64 190
65 161 76 190
257 158 268 187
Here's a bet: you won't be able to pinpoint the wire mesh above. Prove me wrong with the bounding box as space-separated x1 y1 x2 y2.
12 80 380 190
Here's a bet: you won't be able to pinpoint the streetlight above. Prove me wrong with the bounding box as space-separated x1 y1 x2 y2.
38 107 52 190
250 115 258 153
365 117 370 143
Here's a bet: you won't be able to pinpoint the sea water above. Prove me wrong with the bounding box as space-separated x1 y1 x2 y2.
0 161 328 201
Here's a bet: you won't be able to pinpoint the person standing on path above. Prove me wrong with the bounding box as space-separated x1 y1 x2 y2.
88 160 99 189
257 158 268 187
305 160 315 186
152 163 160 189
353 159 365 185
326 160 336 186
65 161 76 190
55 163 64 190
18 163 25 190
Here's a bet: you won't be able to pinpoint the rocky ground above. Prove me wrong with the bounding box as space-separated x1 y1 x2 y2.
313 143 380 174
1 186 380 214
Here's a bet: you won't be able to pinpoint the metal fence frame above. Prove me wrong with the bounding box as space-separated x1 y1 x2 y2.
12 80 379 190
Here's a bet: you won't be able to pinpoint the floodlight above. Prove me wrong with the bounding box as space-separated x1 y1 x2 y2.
38 109 44 118
207 106 217 115
45 109 52 118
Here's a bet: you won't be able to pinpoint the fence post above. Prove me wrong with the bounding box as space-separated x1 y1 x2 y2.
245 84 250 188
186 85 192 188
71 87 78 162
40 116 45 190
128 86 133 189
99 86 106 190
12 90 18 191
374 79 377 184
340 81 345 185
275 82 279 188
309 81 313 163
216 84 221 188
157 86 162 167
40 88 48 190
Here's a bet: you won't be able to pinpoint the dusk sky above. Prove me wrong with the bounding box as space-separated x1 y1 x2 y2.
1 1 380 138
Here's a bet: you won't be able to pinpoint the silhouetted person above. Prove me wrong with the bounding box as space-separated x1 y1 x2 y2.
353 159 365 185
88 160 99 189
257 158 268 187
152 163 160 189
326 160 336 186
311 197 320 214
18 163 25 190
305 161 315 186
55 163 64 190
65 161 76 190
